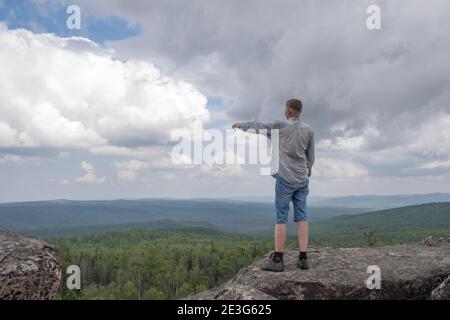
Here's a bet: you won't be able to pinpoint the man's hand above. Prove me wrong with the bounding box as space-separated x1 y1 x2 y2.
232 123 241 129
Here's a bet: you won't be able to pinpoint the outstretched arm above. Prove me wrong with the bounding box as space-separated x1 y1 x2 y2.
232 121 278 135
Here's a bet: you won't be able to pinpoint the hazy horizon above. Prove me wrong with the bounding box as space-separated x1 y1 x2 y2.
2 192 450 205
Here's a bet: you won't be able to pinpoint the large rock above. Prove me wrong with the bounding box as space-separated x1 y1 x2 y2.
188 237 450 300
0 230 61 300
430 276 450 300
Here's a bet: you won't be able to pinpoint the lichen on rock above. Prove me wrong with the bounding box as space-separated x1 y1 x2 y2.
0 230 61 300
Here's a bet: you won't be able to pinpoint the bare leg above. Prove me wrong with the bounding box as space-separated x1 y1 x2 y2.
297 221 308 252
274 224 286 252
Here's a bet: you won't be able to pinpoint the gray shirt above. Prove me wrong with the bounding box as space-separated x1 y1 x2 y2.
240 118 315 183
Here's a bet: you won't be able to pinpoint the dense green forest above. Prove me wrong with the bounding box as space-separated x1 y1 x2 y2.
53 228 274 300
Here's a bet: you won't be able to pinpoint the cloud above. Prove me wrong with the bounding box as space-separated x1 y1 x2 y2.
111 149 248 181
318 136 365 151
314 158 368 179
409 112 450 159
0 154 42 165
0 24 209 152
80 161 94 172
71 0 450 178
76 161 105 183
111 159 148 181
0 122 18 147
417 160 450 170
57 151 70 160
109 147 193 182
196 164 248 178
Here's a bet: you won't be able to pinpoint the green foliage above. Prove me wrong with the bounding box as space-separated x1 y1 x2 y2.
362 230 377 247
308 202 450 247
52 228 272 300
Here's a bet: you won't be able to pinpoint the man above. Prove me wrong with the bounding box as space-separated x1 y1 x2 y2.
232 99 314 272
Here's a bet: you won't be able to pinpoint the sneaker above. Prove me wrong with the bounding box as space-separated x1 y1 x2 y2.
261 252 284 272
297 258 309 270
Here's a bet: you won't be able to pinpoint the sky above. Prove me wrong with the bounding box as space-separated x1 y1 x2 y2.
0 0 450 202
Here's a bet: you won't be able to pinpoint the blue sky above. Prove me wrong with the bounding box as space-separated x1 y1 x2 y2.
0 0 140 43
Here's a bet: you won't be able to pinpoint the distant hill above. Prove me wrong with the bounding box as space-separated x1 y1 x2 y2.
309 193 450 209
309 202 450 246
26 219 219 238
2 199 449 241
0 199 364 236
225 193 450 209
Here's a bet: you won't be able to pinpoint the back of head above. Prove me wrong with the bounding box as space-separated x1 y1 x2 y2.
285 99 303 117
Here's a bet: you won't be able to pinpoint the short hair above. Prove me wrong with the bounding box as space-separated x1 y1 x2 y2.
286 99 303 114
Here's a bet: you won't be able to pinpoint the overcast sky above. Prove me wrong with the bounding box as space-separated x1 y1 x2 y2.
1 0 450 201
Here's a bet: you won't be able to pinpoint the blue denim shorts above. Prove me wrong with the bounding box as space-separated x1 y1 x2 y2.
275 176 309 224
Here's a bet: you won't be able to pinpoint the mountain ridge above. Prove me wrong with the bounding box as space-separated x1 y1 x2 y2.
0 198 365 234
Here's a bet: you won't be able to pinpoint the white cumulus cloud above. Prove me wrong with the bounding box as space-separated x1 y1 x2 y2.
0 154 41 165
111 159 148 181
0 24 209 151
76 161 106 183
314 158 368 179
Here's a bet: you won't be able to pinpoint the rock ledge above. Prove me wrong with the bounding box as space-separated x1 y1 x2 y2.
188 237 450 300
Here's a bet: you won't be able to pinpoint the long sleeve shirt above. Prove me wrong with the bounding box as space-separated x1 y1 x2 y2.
240 118 315 183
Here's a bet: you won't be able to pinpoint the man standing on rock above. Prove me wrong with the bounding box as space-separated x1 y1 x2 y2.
232 99 314 271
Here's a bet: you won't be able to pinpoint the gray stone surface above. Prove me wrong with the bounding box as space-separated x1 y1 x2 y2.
430 276 450 300
0 230 61 300
188 237 450 300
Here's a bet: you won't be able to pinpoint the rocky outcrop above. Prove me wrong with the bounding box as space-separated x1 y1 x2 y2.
431 276 450 300
0 230 61 300
188 237 450 300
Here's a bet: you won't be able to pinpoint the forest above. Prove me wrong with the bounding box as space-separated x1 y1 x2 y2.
54 228 274 300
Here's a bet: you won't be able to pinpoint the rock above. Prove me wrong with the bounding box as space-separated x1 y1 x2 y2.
190 285 277 300
188 237 450 300
0 230 61 300
430 276 450 300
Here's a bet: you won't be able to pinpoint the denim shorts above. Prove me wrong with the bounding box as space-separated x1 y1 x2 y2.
275 175 309 224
